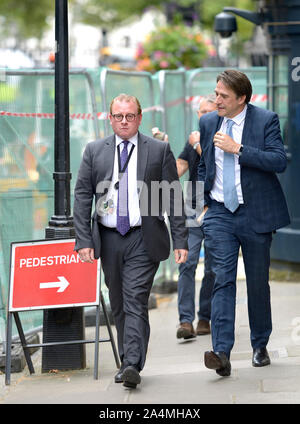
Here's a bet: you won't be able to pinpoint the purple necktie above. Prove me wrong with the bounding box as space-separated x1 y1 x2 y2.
116 140 130 235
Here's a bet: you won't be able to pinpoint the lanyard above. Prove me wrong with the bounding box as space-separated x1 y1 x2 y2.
115 142 135 190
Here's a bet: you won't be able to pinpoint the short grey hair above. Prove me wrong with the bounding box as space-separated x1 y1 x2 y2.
198 94 216 107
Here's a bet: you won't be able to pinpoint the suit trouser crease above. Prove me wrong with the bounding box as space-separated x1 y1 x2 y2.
100 227 159 371
177 225 214 323
203 201 272 357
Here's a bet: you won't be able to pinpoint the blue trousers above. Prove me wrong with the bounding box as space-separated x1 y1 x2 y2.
177 225 215 324
203 200 273 357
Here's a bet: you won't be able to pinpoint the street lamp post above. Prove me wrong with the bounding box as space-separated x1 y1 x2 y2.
47 0 73 236
42 0 85 372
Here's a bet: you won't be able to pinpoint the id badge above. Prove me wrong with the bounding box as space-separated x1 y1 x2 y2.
99 198 114 215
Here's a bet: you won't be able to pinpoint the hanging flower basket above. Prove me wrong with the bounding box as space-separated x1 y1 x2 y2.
135 24 212 72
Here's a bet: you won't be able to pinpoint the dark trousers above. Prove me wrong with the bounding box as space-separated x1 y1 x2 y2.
177 225 214 323
100 226 159 371
203 200 273 357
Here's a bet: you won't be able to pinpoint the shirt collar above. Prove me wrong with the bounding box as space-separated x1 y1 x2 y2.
224 104 247 127
116 133 138 146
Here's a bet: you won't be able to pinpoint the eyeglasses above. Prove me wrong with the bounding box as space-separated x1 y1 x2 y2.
112 113 137 122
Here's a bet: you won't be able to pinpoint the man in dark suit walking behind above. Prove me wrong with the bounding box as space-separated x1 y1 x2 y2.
198 70 290 377
73 94 188 388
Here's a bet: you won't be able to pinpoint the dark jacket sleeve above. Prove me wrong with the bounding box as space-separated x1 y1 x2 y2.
162 142 188 250
73 143 94 251
239 112 287 173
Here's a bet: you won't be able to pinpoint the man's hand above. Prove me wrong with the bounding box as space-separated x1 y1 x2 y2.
213 131 240 154
151 127 168 142
188 131 200 146
197 205 208 224
78 247 95 263
174 249 188 264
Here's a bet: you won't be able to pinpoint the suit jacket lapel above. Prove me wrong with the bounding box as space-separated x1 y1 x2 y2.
241 103 253 147
102 135 115 181
209 115 223 172
137 132 149 182
216 116 223 132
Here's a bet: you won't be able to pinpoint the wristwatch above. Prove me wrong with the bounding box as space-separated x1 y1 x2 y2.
193 142 200 150
237 144 243 156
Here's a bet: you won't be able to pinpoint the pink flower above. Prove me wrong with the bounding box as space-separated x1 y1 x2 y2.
136 43 144 58
159 60 169 69
153 50 164 60
208 46 217 57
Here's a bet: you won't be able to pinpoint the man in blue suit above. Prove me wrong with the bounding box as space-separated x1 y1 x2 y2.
198 69 290 377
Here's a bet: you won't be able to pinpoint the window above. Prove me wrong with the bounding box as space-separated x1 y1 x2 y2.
268 54 288 147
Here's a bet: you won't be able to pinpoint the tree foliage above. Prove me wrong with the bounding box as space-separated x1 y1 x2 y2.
76 0 256 41
73 0 206 28
72 0 163 28
0 0 54 40
0 0 257 42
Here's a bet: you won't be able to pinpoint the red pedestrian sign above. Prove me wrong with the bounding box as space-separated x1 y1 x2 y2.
8 239 100 311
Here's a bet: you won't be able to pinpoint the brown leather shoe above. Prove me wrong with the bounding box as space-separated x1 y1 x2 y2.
176 322 196 339
204 351 231 377
196 319 211 335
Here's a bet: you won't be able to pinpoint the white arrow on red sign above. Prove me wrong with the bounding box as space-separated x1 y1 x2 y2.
40 276 70 293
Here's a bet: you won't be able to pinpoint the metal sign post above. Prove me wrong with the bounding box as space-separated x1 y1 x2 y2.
5 239 120 385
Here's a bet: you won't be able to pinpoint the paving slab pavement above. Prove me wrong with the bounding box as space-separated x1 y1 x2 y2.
1 263 300 407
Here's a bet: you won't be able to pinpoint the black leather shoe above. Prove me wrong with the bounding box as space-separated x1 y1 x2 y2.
114 363 125 383
122 365 141 389
252 347 271 367
204 351 231 377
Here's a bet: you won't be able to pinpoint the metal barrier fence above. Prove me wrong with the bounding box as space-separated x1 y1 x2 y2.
0 66 267 341
0 68 103 341
99 68 157 137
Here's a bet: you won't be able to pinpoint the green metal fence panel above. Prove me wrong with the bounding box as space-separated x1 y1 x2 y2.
0 190 44 336
157 69 187 158
154 70 189 287
0 68 102 337
0 71 54 337
99 68 157 137
151 73 164 134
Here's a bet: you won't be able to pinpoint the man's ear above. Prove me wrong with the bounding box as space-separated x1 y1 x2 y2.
238 95 246 105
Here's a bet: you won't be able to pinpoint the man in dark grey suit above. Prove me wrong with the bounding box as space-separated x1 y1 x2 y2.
198 70 290 377
73 94 188 389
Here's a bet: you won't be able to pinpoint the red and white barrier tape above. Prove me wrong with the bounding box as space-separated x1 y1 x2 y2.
0 95 267 120
0 111 108 120
0 106 163 120
142 105 164 113
188 94 267 106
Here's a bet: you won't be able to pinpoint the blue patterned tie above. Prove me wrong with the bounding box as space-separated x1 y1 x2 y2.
116 140 131 235
223 120 239 213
